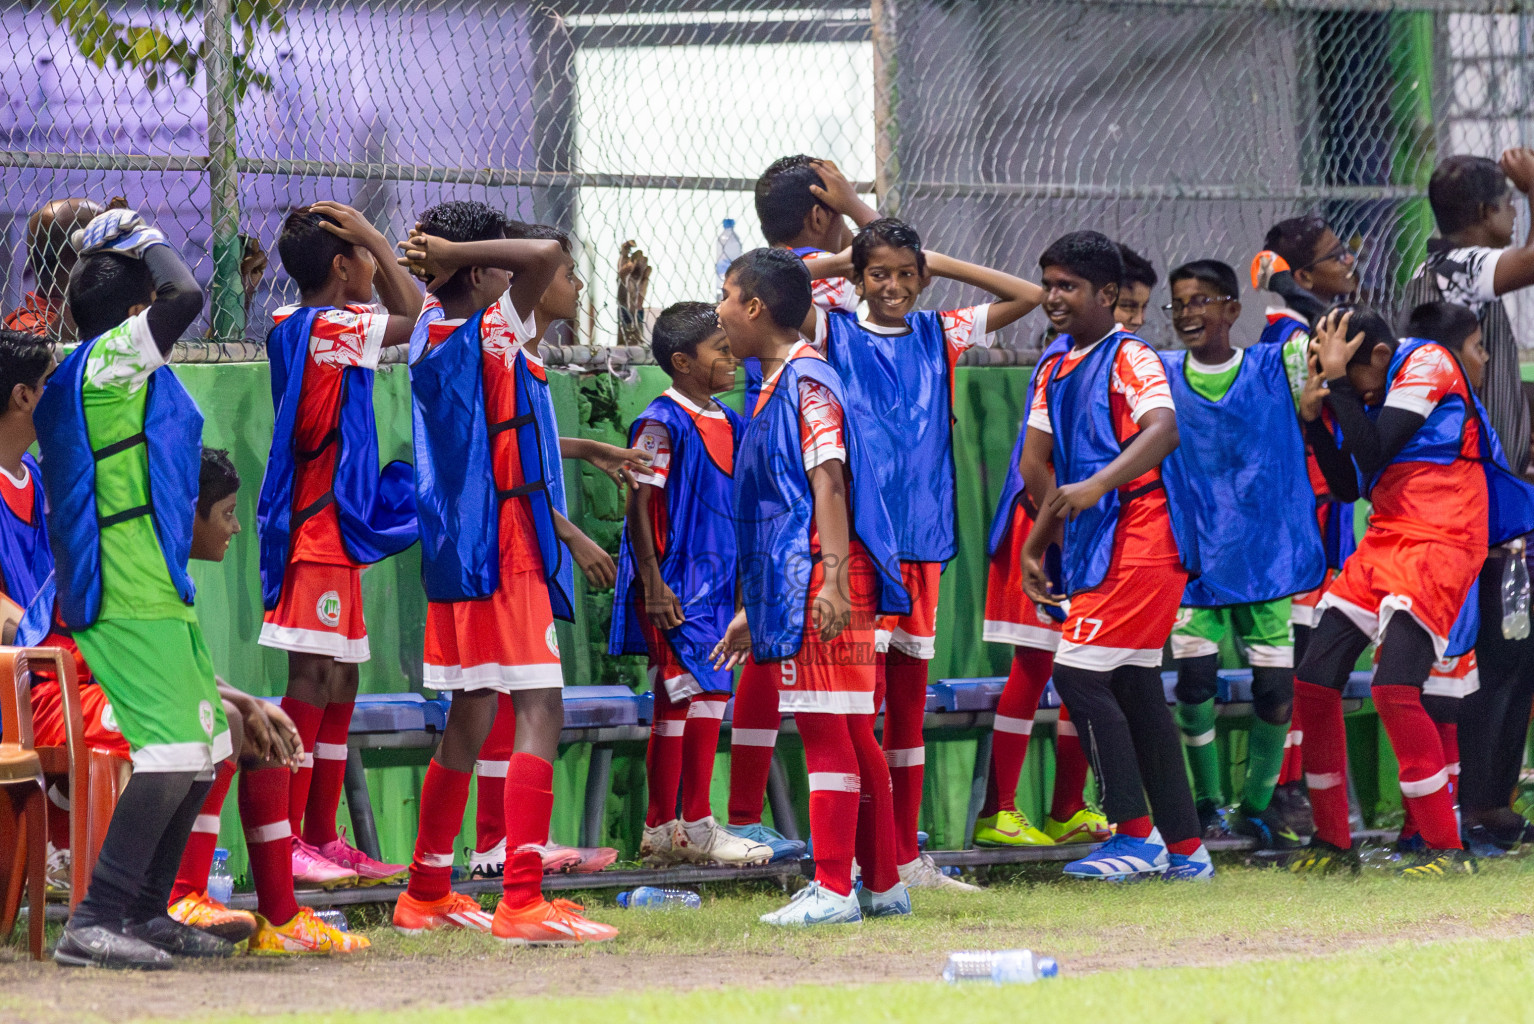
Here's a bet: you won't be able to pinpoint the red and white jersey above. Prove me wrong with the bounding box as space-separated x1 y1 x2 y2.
754 342 850 552
423 289 547 575
0 461 36 529
271 303 389 567
1027 335 1180 566
1373 344 1488 548
801 250 858 315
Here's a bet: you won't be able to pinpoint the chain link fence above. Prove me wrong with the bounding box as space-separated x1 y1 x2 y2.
1 0 1531 356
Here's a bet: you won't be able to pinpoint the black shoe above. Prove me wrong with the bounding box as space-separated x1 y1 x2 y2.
1274 781 1315 838
125 915 235 958
54 923 173 970
1399 848 1478 878
1229 802 1306 851
1197 801 1229 840
1284 838 1359 876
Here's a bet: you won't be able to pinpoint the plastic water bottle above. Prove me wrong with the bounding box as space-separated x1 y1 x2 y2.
1502 542 1529 640
714 219 742 299
942 950 1059 985
616 887 701 910
207 848 234 905
314 909 349 932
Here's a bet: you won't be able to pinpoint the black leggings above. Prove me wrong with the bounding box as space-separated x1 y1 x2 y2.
1297 609 1435 692
1052 663 1200 845
1460 556 1534 819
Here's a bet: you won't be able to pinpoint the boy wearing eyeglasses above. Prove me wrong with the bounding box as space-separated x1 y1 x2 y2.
1162 261 1327 850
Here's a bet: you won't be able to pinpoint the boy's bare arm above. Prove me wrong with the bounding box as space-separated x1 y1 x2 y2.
807 459 853 642
925 252 1044 331
808 160 880 229
310 201 423 333
1495 148 1534 295
625 483 683 629
398 234 563 321
560 437 652 491
1019 426 1056 509
554 510 616 589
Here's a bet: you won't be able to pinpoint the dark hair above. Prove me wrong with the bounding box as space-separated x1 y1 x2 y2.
754 155 825 246
67 252 154 340
651 302 721 377
278 207 359 295
1429 156 1509 236
418 200 509 303
1038 231 1124 290
1118 244 1157 289
1263 216 1331 271
198 446 240 518
1169 259 1239 299
1405 301 1481 352
851 218 926 280
0 331 53 412
726 248 812 329
504 220 573 255
1340 306 1397 367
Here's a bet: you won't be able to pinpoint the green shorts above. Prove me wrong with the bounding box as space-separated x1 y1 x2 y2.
73 618 231 774
1171 600 1293 668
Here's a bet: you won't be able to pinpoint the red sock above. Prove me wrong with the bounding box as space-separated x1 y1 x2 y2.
682 696 727 822
883 652 928 865
1437 721 1459 803
281 697 325 835
475 694 516 851
46 782 70 850
1374 685 1459 850
796 712 860 896
982 648 1052 816
873 652 888 716
646 691 686 827
852 713 899 893
1117 815 1153 839
239 765 301 926
1278 686 1304 785
727 659 780 826
501 753 555 908
1295 681 1351 848
1167 837 1203 855
302 700 354 847
170 760 235 904
408 760 472 902
1050 706 1089 821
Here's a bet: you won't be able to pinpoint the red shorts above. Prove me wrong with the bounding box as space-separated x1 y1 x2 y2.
1320 531 1482 655
876 561 941 660
775 543 879 716
260 561 369 663
31 680 130 760
1427 651 1479 699
636 596 722 702
424 568 562 692
1290 569 1337 628
982 502 1062 652
1054 560 1188 672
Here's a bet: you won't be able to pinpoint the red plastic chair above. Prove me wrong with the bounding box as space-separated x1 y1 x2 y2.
29 646 128 912
0 648 46 959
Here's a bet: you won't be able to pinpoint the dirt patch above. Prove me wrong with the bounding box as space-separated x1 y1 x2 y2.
1 915 1531 1023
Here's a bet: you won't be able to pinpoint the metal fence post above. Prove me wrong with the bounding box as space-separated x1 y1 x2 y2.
871 0 900 218
205 0 245 343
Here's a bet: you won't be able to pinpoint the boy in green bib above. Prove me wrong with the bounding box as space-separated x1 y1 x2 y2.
38 207 233 969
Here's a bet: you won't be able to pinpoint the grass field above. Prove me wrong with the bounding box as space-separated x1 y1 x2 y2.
3 856 1533 1023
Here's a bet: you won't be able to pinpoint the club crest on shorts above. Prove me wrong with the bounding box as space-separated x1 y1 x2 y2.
199 700 216 739
316 590 342 628
545 622 560 657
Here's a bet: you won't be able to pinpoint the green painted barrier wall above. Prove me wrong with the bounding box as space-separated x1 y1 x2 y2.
173 359 1390 878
